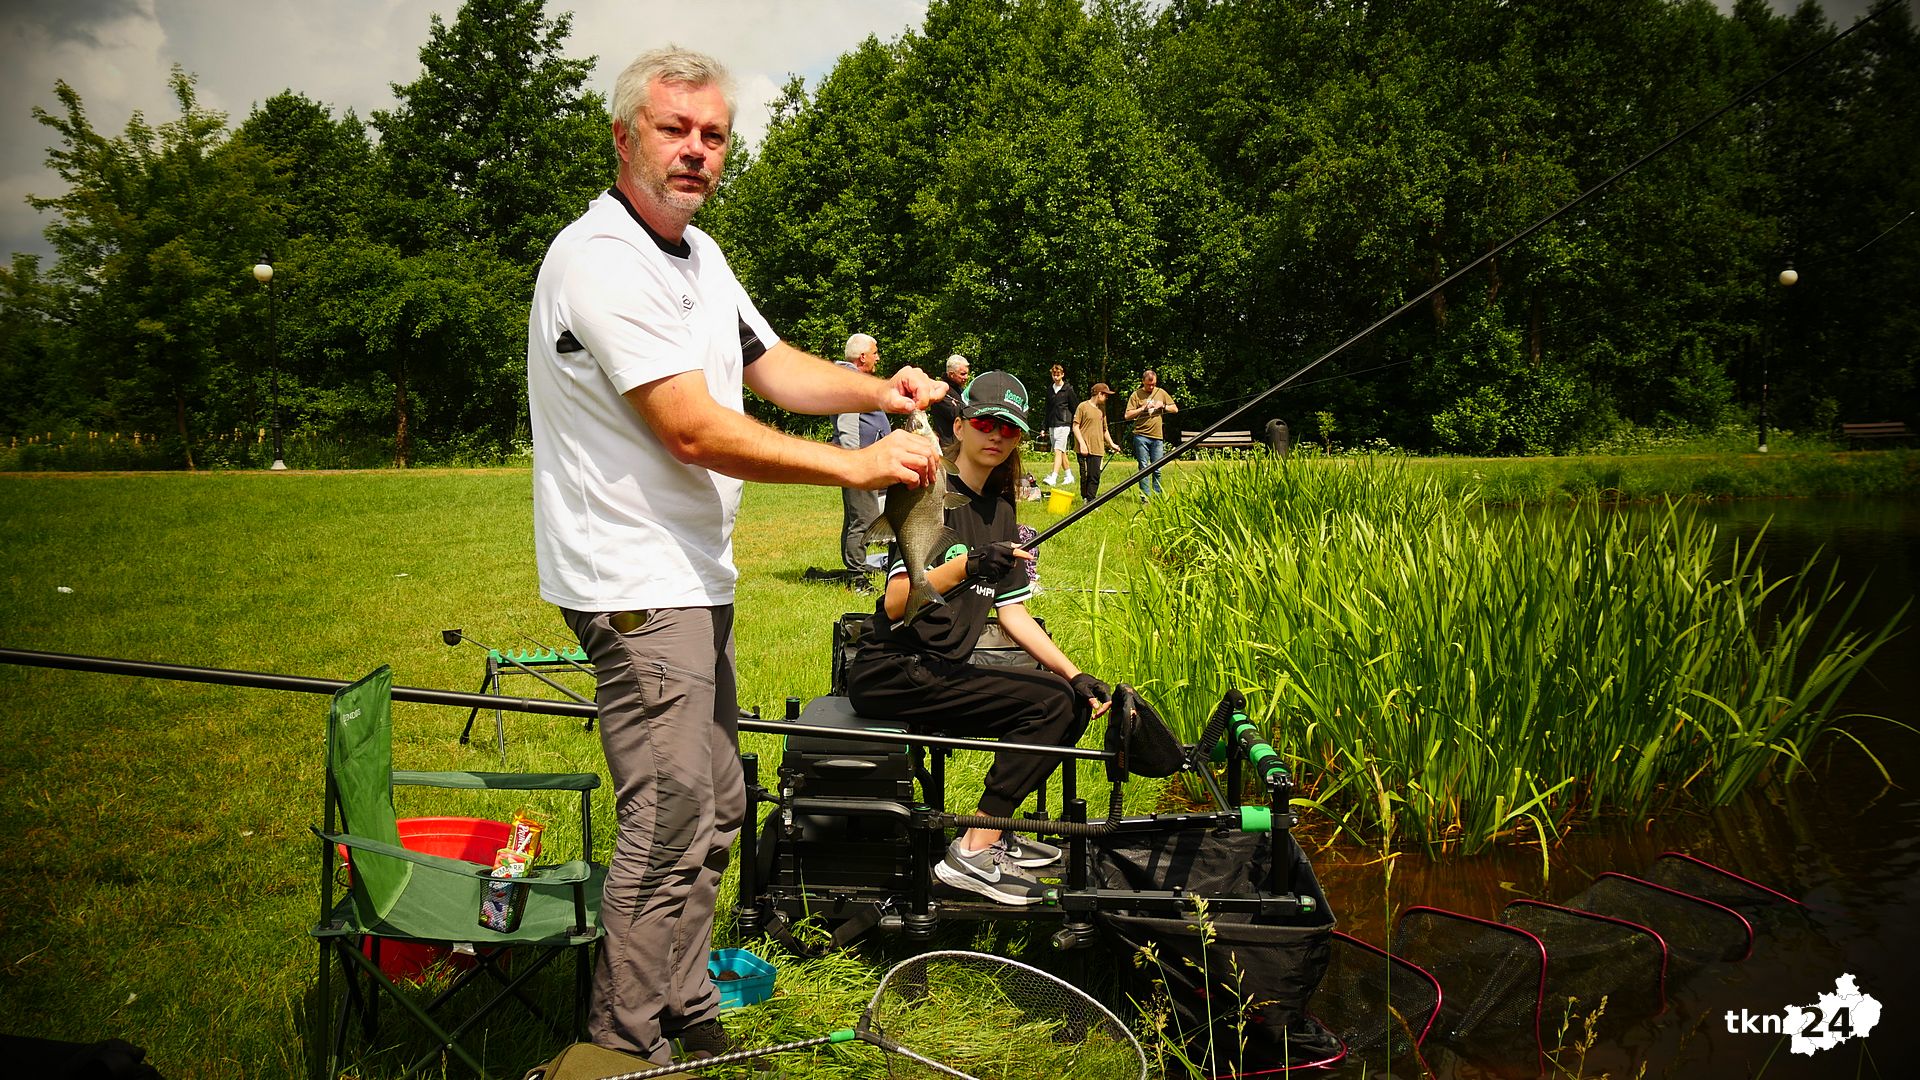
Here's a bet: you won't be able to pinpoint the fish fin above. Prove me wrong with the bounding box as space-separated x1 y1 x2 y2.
867 517 895 544
897 581 948 626
942 492 970 510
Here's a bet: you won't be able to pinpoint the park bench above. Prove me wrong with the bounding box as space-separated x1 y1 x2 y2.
1179 420 1292 456
1180 429 1257 450
1840 421 1913 446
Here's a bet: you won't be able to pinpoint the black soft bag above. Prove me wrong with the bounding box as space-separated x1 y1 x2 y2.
1095 829 1343 1075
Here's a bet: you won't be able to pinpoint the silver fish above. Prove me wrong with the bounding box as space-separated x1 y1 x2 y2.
868 409 968 622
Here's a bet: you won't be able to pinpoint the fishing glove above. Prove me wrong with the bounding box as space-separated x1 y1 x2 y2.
1070 673 1112 706
966 541 1020 582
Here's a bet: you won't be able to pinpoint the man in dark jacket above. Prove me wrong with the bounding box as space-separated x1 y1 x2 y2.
1041 363 1076 487
927 353 971 450
835 334 891 572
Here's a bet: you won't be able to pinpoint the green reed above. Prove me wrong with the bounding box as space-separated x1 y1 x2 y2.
1083 457 1903 858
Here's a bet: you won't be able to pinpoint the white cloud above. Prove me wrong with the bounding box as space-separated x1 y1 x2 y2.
1 0 928 262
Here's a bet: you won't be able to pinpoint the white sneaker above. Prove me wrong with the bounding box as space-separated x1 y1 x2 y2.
1043 472 1059 486
1062 470 1074 484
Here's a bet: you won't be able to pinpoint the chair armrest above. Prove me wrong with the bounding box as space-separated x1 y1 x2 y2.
392 770 601 792
314 827 595 885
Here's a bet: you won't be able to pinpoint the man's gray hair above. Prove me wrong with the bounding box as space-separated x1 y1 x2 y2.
946 354 970 374
845 334 877 362
611 46 738 134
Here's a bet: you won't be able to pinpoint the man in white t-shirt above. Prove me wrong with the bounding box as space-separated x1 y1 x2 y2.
527 46 943 1066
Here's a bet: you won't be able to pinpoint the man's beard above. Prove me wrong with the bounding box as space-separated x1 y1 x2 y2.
652 170 715 213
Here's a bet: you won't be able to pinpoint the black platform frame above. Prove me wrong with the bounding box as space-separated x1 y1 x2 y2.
734 684 1317 952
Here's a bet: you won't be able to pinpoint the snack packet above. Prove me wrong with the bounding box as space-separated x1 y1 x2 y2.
478 812 544 932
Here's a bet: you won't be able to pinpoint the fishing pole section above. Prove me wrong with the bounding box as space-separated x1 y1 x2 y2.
0 645 1310 914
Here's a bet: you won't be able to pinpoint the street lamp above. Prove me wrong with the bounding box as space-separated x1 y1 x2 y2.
1761 262 1798 454
252 255 286 470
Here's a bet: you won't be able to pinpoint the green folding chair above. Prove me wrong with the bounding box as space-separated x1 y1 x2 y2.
312 666 605 1078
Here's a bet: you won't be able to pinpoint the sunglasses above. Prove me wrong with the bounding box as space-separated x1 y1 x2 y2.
967 416 1024 439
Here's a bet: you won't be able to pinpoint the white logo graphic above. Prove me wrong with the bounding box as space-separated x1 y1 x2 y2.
1725 973 1881 1055
1785 974 1881 1056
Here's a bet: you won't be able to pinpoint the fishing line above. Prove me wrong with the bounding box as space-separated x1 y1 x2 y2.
1025 3 1893 551
1158 353 1425 432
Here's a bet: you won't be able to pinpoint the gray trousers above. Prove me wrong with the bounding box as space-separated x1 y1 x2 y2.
841 485 883 572
563 605 743 1063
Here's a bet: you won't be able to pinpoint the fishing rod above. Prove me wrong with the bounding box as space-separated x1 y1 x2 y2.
0 646 1111 761
1027 3 1892 551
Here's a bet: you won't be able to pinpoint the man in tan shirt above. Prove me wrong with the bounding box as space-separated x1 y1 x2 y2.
1071 383 1122 501
1122 369 1178 499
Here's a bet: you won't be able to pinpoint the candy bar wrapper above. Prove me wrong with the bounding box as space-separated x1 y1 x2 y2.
508 813 544 860
478 847 533 932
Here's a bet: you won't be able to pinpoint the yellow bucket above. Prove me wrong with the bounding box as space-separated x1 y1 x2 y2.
1046 487 1073 514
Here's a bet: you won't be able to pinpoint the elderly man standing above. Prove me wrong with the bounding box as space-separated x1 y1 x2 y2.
926 353 970 450
836 334 890 574
1123 369 1178 500
527 47 944 1065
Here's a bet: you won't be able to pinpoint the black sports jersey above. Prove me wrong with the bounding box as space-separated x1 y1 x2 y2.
861 471 1032 664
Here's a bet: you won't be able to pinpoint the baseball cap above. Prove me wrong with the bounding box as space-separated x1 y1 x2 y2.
959 370 1031 432
1090 382 1112 395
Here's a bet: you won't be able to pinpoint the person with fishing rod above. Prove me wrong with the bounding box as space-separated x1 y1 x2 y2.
526 46 946 1066
1073 381 1122 501
846 371 1113 906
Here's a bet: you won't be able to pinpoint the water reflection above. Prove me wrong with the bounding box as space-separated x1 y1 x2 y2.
1312 496 1918 1078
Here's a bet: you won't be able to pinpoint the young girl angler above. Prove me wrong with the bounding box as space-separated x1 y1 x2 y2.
846 371 1112 905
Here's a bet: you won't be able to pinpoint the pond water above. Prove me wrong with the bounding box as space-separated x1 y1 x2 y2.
1308 496 1920 1079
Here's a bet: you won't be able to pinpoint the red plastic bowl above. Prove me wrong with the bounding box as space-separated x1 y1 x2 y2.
339 816 514 981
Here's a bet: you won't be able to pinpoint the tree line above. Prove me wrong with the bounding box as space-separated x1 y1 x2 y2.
2 0 1915 468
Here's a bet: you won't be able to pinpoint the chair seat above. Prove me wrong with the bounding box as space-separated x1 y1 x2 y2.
317 861 606 948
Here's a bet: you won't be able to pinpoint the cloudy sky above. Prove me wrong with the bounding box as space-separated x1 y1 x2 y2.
0 0 1900 266
0 0 929 263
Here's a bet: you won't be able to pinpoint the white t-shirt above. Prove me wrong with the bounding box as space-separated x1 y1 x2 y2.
528 190 778 611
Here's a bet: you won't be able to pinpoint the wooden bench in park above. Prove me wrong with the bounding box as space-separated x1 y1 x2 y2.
1840 421 1914 446
1179 420 1291 455
1180 429 1257 451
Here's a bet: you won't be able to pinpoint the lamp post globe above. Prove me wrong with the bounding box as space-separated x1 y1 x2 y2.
253 256 286 470
1759 264 1797 454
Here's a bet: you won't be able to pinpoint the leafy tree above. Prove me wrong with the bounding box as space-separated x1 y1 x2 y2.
234 92 377 242
371 0 613 267
0 255 77 434
287 237 529 465
28 69 278 467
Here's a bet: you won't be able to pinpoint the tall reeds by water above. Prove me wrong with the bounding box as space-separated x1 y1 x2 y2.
1084 457 1902 860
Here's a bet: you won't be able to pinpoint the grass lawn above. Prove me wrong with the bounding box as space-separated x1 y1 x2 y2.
0 454 1149 1077
0 446 1910 1076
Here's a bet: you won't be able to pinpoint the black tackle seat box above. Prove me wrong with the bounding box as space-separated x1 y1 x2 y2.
831 611 1043 695
774 695 916 896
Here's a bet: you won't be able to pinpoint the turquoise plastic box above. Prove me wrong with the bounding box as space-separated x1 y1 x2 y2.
710 948 776 1010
